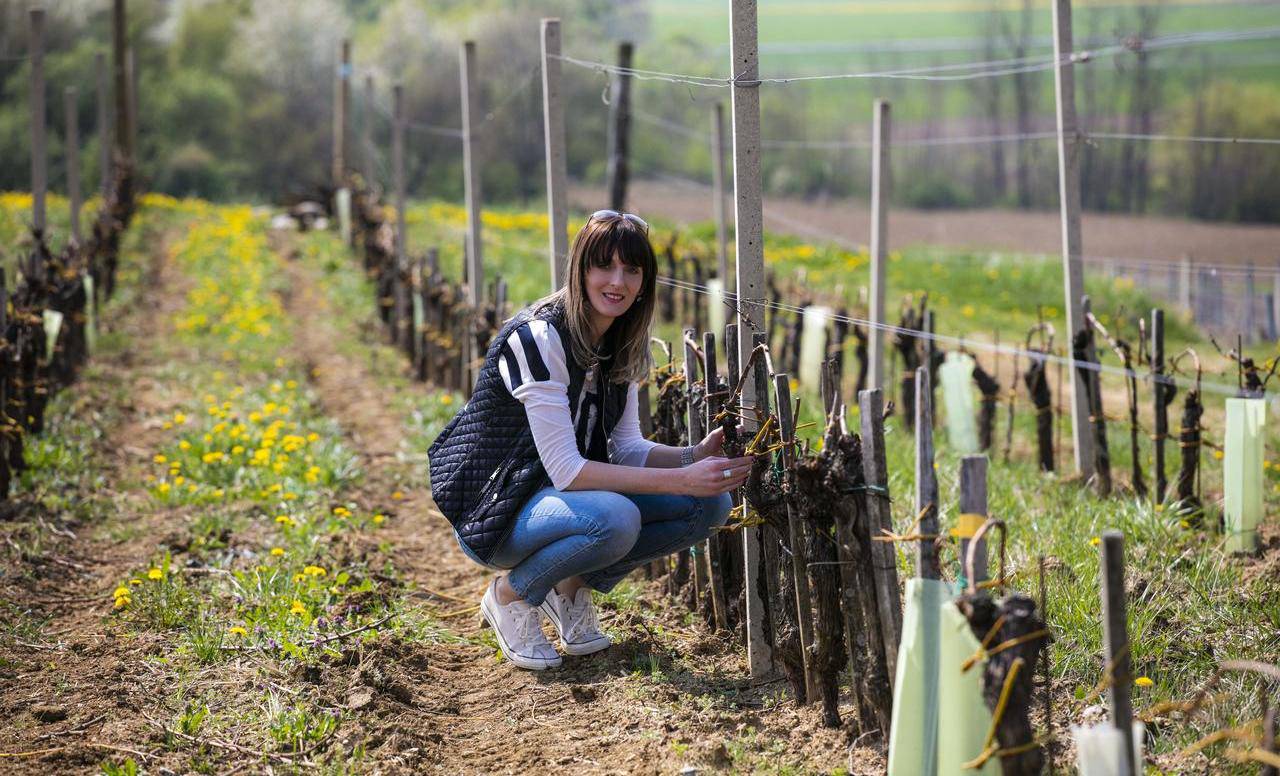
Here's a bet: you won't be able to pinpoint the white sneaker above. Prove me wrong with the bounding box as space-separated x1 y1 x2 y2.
480 578 562 670
539 587 611 656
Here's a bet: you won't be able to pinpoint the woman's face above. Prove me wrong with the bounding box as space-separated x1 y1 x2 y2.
585 251 644 326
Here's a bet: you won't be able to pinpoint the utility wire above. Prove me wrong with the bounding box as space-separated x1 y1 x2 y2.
556 25 1280 88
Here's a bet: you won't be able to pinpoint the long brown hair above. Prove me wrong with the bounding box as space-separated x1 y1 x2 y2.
534 213 657 383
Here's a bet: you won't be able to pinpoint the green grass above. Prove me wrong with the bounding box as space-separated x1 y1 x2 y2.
388 197 1277 768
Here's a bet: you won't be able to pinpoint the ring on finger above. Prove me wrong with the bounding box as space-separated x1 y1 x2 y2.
721 469 732 479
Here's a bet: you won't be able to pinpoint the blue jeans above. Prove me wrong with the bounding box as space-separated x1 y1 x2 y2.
459 488 732 606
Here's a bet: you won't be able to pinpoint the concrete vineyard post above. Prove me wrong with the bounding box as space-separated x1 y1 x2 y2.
460 41 483 309
959 456 989 585
775 372 818 703
1100 531 1136 776
712 102 730 288
95 53 110 195
859 387 903 683
65 87 81 245
1051 0 1096 480
728 0 772 679
606 42 632 212
868 99 890 390
30 9 47 234
915 367 941 579
540 19 569 292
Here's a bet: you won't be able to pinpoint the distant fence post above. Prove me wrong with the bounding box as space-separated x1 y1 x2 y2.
1179 255 1193 317
363 74 375 186
65 87 81 244
868 98 890 390
1051 0 1096 481
112 0 132 164
540 18 569 292
332 38 350 186
392 83 407 272
460 40 483 309
30 8 47 234
606 42 632 212
728 0 773 680
1151 309 1168 503
711 102 730 288
95 52 110 195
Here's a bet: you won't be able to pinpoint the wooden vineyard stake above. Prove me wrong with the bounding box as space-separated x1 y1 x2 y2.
31 9 47 235
775 372 818 703
65 87 82 245
703 331 729 632
711 102 730 288
1150 309 1172 503
1075 296 1111 495
95 52 109 195
750 330 779 672
959 456 989 585
858 387 903 684
332 38 350 186
924 310 938 426
723 322 746 634
684 330 708 616
540 18 569 291
605 41 632 212
915 368 941 579
1100 531 1136 776
1052 0 1097 481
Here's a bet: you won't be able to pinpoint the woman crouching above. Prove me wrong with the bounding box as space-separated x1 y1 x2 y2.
428 210 752 670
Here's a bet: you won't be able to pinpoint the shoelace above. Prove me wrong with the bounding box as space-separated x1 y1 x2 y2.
511 605 545 646
563 597 601 642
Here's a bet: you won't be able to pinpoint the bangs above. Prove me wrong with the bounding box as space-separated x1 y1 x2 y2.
578 218 656 271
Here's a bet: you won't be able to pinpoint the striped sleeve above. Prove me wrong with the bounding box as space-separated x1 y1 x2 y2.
608 384 658 467
497 321 586 490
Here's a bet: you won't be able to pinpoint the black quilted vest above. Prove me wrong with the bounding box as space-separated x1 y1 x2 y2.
427 302 630 563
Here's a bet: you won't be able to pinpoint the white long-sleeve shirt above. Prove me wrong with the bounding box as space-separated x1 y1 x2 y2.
497 319 656 490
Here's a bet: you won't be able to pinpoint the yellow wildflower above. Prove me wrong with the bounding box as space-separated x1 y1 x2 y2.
147 568 164 581
303 565 327 577
1089 536 1101 547
129 578 143 586
1134 677 1154 688
270 547 285 557
153 454 167 464
392 491 404 501
228 626 247 637
372 514 386 525
290 600 308 616
306 432 319 442
1212 450 1224 461
174 476 185 486
174 412 187 425
157 482 171 494
275 514 295 526
179 440 191 450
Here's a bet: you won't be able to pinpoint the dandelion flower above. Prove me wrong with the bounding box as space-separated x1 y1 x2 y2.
270 547 285 557
1134 676 1154 687
129 578 143 586
372 514 386 525
392 491 404 501
228 626 247 637
157 482 171 494
303 565 327 577
1089 536 1101 547
290 600 308 616
1212 450 1224 460
275 514 294 526
306 432 319 442
178 440 191 451
147 568 164 581
153 454 167 464
174 412 187 425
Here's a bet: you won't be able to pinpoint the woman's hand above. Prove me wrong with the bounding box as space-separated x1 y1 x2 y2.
678 455 755 497
694 424 747 461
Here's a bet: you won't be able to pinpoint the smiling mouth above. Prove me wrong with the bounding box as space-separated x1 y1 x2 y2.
602 292 626 303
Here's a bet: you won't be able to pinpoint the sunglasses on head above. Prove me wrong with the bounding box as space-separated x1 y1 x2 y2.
590 209 649 234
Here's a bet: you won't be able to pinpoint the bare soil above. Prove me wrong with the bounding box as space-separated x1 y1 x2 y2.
573 182 1280 265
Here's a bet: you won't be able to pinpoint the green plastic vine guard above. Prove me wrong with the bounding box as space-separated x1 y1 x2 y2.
42 308 63 359
1070 721 1145 776
936 599 999 776
83 275 95 353
1223 397 1265 553
940 352 980 455
887 577 950 775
